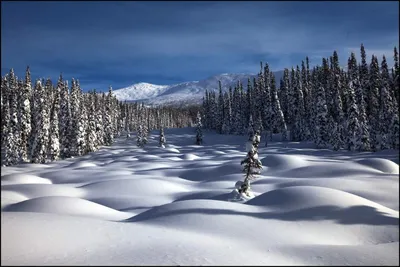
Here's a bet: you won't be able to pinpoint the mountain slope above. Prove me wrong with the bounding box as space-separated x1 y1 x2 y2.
113 71 284 106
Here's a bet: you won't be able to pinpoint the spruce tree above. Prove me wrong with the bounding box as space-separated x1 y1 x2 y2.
271 73 287 137
59 79 71 158
47 77 61 161
86 91 98 153
195 111 203 145
368 55 382 151
18 67 32 162
1 75 8 150
314 69 330 148
159 127 166 148
137 124 143 147
6 69 21 165
104 86 114 146
31 80 50 163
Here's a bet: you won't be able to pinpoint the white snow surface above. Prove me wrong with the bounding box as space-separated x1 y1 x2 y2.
1 128 399 265
113 72 287 106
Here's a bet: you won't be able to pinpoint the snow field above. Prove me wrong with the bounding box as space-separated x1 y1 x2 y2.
1 127 399 265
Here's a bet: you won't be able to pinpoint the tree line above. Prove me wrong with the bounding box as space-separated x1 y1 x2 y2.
202 44 399 151
1 69 199 166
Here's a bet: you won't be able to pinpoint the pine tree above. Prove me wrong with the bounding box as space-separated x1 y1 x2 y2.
18 67 32 162
59 79 72 158
221 91 231 134
247 114 254 138
393 46 399 106
378 55 394 150
217 80 224 134
314 69 330 148
1 75 9 150
159 127 166 148
368 55 382 151
104 86 114 146
345 82 360 151
195 111 203 145
5 69 21 165
137 124 143 147
31 80 50 163
86 91 98 153
95 92 105 148
270 73 287 135
239 146 262 196
47 77 61 161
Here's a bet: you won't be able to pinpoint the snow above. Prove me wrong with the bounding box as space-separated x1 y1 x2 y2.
1 127 399 265
112 72 284 106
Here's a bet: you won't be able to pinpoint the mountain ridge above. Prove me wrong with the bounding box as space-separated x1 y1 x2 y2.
113 71 284 106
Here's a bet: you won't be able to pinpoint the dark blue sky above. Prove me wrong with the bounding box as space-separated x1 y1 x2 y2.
1 1 399 92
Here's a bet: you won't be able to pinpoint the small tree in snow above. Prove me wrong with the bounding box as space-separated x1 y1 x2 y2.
195 112 203 145
159 127 166 148
137 124 144 147
238 136 262 196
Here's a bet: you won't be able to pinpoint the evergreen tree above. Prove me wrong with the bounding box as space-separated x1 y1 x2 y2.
86 91 98 153
314 69 330 148
59 79 72 158
47 77 61 161
247 114 254 138
378 55 393 150
31 80 50 163
221 91 231 134
95 92 105 148
18 67 32 162
1 75 9 150
217 80 224 134
104 86 114 146
137 124 143 147
270 73 286 135
5 69 21 165
195 111 203 145
368 55 382 151
392 46 399 105
159 127 166 148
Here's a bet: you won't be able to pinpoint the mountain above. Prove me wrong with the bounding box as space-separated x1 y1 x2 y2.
113 71 284 106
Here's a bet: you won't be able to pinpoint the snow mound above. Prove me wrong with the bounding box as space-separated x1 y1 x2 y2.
166 156 183 161
4 196 132 221
1 191 29 209
181 153 200 160
1 173 52 185
81 178 190 197
260 154 307 170
1 184 86 199
127 199 247 223
355 158 399 174
246 186 398 215
67 161 98 168
164 148 181 153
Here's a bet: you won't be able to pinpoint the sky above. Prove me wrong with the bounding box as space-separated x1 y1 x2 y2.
1 1 399 92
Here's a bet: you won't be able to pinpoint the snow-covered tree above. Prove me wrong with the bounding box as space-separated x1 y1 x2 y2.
270 73 287 134
247 114 254 138
18 67 32 162
238 141 262 196
103 86 114 146
195 111 203 145
59 80 71 158
314 69 330 149
30 80 50 163
47 76 61 161
159 127 166 148
86 91 98 153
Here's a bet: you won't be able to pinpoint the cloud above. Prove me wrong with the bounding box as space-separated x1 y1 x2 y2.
1 1 398 90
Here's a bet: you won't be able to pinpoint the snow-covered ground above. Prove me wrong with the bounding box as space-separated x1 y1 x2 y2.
1 128 399 265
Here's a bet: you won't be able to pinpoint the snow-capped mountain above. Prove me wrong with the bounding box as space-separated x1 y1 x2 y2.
113 72 283 106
